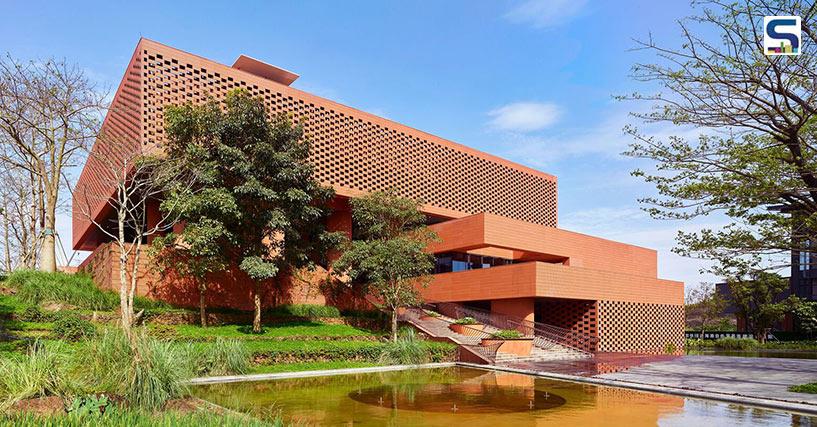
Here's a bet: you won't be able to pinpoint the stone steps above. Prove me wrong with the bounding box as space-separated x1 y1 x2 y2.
402 308 589 364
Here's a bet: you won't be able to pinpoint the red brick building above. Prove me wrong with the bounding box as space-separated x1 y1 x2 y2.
73 39 684 354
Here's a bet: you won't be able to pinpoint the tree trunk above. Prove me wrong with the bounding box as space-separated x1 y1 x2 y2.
118 244 131 336
253 282 262 333
2 195 11 271
117 205 131 336
38 192 57 273
391 309 398 342
756 327 769 344
199 285 208 327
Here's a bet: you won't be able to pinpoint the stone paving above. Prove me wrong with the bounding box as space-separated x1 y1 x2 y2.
596 355 817 405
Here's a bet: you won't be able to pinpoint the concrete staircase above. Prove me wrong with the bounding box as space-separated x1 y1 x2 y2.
402 308 588 365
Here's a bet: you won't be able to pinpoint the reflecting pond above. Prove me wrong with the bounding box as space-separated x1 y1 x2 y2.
193 367 817 426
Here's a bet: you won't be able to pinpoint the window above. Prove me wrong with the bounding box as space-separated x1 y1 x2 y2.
433 252 516 274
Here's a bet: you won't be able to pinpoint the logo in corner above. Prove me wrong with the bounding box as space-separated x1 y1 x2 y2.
764 16 801 55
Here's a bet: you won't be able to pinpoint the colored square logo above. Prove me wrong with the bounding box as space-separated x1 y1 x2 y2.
764 16 801 55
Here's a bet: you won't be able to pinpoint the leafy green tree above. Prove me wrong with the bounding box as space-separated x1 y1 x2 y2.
685 284 728 338
726 269 799 343
621 1 817 278
793 301 817 338
333 190 438 341
154 90 340 332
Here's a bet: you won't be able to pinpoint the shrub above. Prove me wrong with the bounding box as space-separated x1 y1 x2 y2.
53 315 96 341
18 305 54 323
340 309 385 319
664 342 677 354
0 341 72 409
421 310 440 318
421 341 457 362
713 337 758 350
378 328 428 365
453 316 478 325
148 324 178 341
195 338 251 376
789 382 817 394
492 329 524 339
267 304 341 318
80 329 191 410
250 341 383 363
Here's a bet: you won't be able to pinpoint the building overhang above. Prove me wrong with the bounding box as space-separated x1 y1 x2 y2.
429 213 660 278
420 261 684 306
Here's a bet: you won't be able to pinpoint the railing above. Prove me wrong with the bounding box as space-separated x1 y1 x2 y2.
428 301 598 355
399 307 502 363
685 331 776 341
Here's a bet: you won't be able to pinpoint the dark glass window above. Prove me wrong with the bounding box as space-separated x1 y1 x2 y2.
432 252 516 274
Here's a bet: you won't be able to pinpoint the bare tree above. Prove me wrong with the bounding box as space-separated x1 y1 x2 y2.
0 55 105 272
0 163 43 270
73 133 196 336
686 284 728 339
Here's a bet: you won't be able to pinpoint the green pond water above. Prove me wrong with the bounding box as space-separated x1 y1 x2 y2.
193 367 817 426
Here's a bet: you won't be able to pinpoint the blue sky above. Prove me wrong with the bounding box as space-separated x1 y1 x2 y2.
1 0 723 291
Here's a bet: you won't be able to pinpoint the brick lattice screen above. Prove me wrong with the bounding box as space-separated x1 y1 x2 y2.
597 300 685 354
536 298 598 338
138 43 557 227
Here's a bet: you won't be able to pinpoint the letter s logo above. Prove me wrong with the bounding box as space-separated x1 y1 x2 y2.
764 16 802 55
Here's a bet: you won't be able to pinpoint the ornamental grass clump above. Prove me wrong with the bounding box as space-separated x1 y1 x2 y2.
195 338 251 376
80 329 191 410
0 341 73 410
378 328 428 365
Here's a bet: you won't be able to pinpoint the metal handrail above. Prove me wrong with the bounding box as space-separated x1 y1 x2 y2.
399 307 502 362
428 301 598 354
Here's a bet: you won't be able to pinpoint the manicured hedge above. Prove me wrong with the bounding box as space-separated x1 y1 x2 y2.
242 340 456 364
266 304 341 318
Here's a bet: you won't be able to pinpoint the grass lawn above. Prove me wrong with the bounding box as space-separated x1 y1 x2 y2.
172 322 376 340
248 361 379 374
789 382 817 394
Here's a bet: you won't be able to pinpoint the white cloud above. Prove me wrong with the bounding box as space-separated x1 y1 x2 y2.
495 107 706 169
504 0 588 29
487 102 562 132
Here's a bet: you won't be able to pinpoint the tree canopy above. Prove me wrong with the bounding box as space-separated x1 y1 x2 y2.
154 89 340 332
333 190 438 341
623 0 817 275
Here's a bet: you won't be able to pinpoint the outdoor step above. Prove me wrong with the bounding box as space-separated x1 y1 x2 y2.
402 309 590 364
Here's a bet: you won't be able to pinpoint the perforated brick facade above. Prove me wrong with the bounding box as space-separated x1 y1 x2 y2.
597 301 685 354
536 298 598 338
73 38 557 250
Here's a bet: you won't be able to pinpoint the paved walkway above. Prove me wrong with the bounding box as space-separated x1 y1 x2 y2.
597 355 817 406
